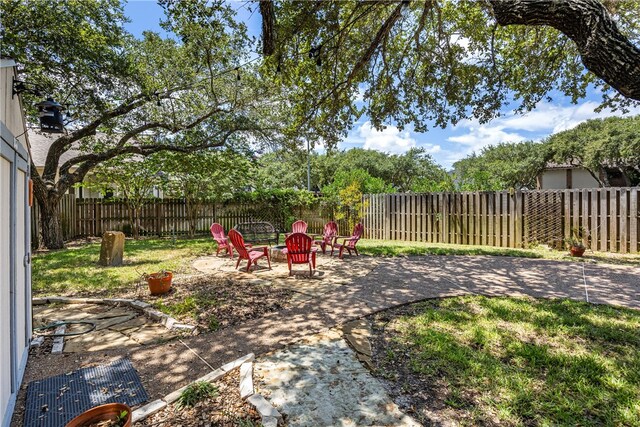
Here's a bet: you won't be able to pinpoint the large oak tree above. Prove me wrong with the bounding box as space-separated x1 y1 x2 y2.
255 0 639 142
1 0 280 248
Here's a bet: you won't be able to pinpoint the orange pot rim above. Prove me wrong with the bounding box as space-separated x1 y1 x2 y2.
64 402 132 427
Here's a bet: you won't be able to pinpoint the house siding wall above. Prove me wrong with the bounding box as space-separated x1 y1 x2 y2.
540 169 567 189
572 169 599 188
0 61 32 427
539 168 600 190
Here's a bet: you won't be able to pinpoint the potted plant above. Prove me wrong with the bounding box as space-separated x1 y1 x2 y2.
567 227 586 257
144 270 173 295
65 403 131 427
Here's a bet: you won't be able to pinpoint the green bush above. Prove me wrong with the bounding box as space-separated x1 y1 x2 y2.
177 381 219 409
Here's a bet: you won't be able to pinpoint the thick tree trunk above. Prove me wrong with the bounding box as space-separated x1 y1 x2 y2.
39 198 65 250
489 0 640 101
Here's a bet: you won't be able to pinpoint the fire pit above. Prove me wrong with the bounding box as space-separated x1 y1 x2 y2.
270 245 288 262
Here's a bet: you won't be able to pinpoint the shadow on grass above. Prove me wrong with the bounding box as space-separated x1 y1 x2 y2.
373 296 640 426
32 237 215 296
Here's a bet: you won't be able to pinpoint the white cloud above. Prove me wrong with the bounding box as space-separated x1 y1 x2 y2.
448 126 526 147
341 121 441 156
491 101 640 135
447 100 640 154
359 121 417 154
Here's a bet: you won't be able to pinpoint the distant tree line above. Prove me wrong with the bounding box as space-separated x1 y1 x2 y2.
452 115 640 190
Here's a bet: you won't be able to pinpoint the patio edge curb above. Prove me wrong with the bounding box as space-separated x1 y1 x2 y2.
131 352 256 423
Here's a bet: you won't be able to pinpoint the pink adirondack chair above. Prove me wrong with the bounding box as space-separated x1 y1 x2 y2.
228 229 271 272
210 223 233 258
332 223 364 259
285 220 308 238
283 232 317 276
313 221 338 254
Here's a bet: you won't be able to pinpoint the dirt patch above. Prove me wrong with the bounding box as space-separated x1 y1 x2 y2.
148 276 294 332
135 367 265 426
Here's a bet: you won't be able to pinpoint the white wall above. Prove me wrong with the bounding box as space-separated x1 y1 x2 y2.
540 169 567 189
0 60 32 427
572 168 600 188
539 167 600 190
0 158 11 427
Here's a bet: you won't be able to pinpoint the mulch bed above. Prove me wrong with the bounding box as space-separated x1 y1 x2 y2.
135 367 262 426
146 275 294 332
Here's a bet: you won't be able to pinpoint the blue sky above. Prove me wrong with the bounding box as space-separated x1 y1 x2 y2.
123 0 640 169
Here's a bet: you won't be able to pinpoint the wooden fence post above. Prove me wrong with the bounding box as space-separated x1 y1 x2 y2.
630 188 638 253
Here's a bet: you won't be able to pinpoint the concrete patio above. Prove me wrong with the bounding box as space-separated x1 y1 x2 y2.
17 253 640 425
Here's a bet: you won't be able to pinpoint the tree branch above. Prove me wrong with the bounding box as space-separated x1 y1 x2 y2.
489 0 640 101
42 86 194 181
346 1 405 85
260 0 276 55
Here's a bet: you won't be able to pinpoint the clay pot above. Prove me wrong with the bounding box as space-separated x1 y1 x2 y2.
570 246 586 257
146 271 173 295
65 403 132 427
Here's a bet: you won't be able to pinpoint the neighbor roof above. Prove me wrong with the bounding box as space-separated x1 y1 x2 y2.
28 129 81 167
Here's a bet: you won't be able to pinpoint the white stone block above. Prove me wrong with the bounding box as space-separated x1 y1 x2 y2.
129 300 151 309
239 362 254 399
247 394 282 419
144 309 165 321
198 368 226 383
220 353 255 373
262 416 279 427
132 399 167 423
30 336 45 348
51 324 66 354
171 323 196 332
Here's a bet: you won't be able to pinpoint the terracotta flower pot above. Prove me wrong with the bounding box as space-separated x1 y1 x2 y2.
570 246 586 257
65 403 132 427
146 271 173 295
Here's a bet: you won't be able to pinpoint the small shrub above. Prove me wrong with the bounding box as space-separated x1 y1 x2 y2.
208 316 220 331
177 381 218 409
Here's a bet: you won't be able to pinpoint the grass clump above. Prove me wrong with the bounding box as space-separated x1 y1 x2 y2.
177 381 219 409
374 296 640 426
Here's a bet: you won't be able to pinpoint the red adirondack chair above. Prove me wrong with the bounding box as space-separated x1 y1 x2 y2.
285 220 308 238
210 223 233 258
228 229 271 272
332 223 364 259
284 232 317 276
313 221 338 254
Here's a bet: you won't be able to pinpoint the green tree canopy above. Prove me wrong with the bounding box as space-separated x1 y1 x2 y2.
1 0 279 248
453 141 549 191
255 147 448 192
257 0 640 145
547 115 640 186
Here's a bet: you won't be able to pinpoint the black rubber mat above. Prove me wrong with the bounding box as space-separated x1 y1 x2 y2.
24 358 148 427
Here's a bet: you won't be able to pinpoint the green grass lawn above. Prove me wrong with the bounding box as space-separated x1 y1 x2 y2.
358 239 640 265
32 236 639 297
32 237 214 296
372 296 640 426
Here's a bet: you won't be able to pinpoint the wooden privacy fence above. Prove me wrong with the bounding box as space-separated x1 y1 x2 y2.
32 189 639 254
31 197 344 243
363 188 639 254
